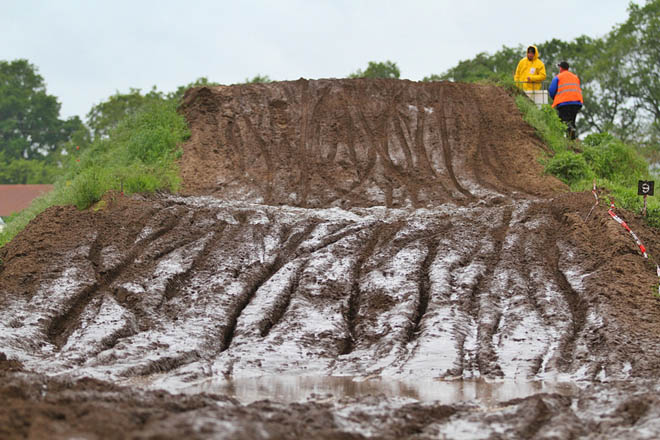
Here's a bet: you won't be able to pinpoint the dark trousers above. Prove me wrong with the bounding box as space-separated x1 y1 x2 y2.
556 104 581 140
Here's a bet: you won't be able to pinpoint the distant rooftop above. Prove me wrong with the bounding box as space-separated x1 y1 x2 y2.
0 184 54 216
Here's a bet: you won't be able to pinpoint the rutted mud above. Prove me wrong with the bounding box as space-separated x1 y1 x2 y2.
179 79 565 206
1 79 660 438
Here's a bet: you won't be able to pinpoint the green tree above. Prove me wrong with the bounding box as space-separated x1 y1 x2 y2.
617 0 660 140
349 61 400 79
86 87 165 139
0 59 84 161
0 152 60 184
577 34 641 140
431 2 660 143
431 47 521 82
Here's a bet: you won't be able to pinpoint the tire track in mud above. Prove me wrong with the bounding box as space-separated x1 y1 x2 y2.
297 82 330 207
312 102 374 206
549 242 587 372
162 225 227 303
46 211 183 349
220 223 318 352
341 223 404 355
506 233 555 377
393 113 417 176
470 95 505 195
242 116 275 204
461 86 519 197
406 238 441 345
456 206 513 377
433 88 474 200
393 109 455 205
514 208 576 376
385 90 430 204
121 352 203 378
412 100 436 181
258 258 309 338
478 206 513 377
300 223 371 257
354 102 396 201
224 123 244 175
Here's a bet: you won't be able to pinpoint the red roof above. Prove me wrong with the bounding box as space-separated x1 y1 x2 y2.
0 185 54 216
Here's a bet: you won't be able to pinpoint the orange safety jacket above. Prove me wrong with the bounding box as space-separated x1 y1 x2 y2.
552 71 583 108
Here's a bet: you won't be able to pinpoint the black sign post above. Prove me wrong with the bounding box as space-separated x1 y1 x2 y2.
638 180 655 216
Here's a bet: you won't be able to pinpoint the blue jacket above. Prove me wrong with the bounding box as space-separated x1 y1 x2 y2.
549 75 582 107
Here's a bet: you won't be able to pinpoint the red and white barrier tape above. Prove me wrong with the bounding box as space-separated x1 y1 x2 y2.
606 199 660 295
608 202 648 258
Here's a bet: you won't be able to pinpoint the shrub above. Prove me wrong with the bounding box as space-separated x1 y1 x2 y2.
545 151 593 185
582 133 648 185
121 101 189 164
515 94 659 229
70 166 110 209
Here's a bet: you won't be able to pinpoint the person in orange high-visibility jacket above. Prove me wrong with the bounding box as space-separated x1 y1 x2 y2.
514 45 546 91
549 61 583 140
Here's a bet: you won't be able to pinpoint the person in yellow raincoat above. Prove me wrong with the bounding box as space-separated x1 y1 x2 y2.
514 45 546 91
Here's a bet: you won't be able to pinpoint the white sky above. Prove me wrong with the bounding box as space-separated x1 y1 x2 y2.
1 0 633 120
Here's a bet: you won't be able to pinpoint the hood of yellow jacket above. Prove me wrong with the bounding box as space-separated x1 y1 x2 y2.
528 45 539 61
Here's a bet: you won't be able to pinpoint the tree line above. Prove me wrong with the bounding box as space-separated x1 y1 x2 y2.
427 0 660 163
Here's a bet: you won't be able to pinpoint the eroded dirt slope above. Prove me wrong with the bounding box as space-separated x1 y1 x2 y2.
1 79 660 439
179 79 565 206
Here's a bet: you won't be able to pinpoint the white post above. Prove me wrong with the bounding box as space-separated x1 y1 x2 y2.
644 194 648 217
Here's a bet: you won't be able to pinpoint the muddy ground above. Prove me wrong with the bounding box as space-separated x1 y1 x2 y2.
3 369 660 439
1 79 660 438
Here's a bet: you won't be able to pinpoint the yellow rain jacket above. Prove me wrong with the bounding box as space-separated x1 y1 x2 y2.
514 45 546 91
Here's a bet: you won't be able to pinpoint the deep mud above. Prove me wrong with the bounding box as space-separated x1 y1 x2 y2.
2 371 660 439
179 79 565 206
1 79 660 438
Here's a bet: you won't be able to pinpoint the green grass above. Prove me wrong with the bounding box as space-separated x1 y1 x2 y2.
515 95 660 228
516 95 570 155
0 99 189 248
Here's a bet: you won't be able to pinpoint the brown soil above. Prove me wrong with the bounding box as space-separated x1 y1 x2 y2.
178 79 565 206
2 371 660 439
1 79 660 439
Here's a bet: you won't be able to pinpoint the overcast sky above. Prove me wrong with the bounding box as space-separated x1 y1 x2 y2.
2 0 633 120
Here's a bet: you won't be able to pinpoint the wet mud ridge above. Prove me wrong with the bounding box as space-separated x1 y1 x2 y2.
2 79 660 439
178 79 566 205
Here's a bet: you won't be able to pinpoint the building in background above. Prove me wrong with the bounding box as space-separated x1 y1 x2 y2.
0 184 54 220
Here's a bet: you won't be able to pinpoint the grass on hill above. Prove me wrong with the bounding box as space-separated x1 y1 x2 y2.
0 99 189 248
515 94 660 229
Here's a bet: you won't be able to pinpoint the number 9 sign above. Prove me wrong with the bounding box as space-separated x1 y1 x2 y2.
638 180 655 196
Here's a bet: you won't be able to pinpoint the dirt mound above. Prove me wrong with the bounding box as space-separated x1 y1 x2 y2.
178 79 565 207
1 78 660 438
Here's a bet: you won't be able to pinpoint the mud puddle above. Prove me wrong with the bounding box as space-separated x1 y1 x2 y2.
174 376 577 406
